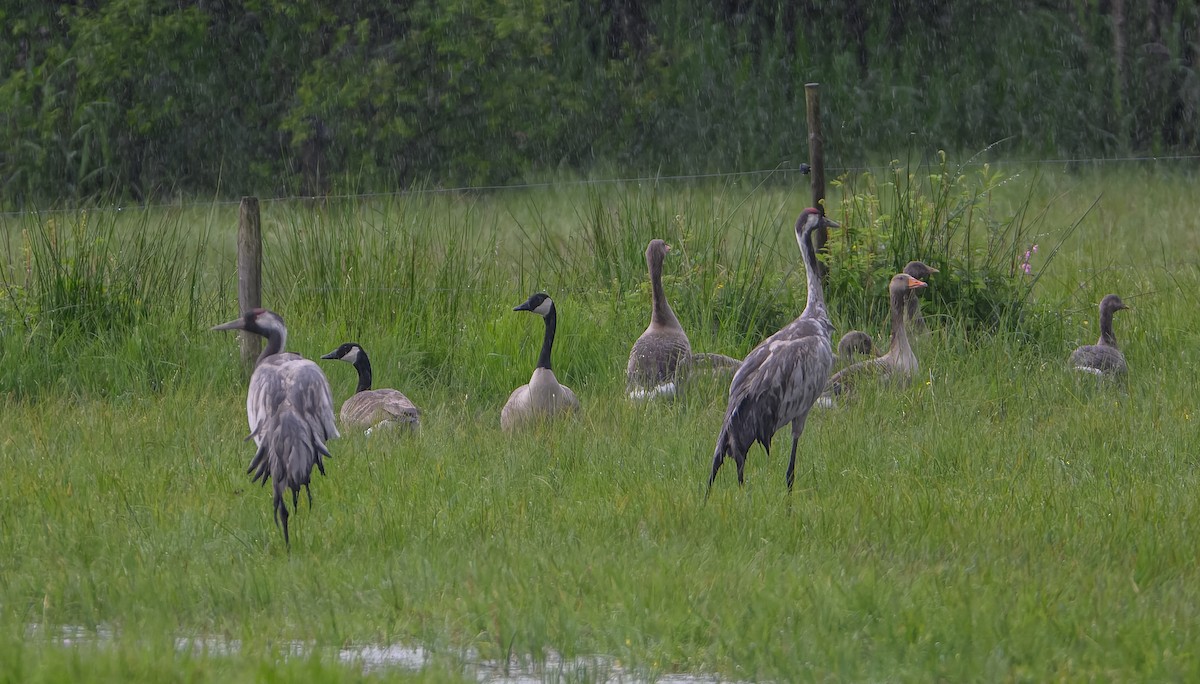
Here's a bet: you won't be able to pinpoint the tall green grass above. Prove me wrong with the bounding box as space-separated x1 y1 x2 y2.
1 164 1197 681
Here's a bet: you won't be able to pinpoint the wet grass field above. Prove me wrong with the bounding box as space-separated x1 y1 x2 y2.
2 164 1198 681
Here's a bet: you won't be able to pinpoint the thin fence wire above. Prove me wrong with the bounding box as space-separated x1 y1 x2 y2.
1 153 1198 220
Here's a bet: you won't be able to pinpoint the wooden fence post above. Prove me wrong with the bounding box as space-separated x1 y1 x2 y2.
804 82 828 281
237 196 263 372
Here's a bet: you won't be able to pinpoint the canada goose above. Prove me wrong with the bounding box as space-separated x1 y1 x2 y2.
320 342 421 435
837 260 938 360
1071 294 1129 376
627 239 692 400
212 308 339 549
707 208 838 493
501 293 580 430
822 273 927 402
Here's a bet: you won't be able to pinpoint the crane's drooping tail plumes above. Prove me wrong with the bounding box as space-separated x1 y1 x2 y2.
707 208 837 494
213 308 339 549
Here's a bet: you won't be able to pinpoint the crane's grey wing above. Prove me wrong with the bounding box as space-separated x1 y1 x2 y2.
283 358 340 443
723 331 833 451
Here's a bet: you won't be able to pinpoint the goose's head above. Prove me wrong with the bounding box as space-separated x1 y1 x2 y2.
794 207 840 242
903 260 939 281
890 273 927 296
1100 294 1130 315
211 307 286 340
514 292 555 317
646 239 671 269
321 342 364 364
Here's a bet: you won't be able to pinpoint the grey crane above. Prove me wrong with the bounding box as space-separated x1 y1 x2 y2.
212 308 339 549
626 239 742 400
1070 294 1129 376
501 292 580 430
320 342 421 435
821 273 928 403
707 208 838 494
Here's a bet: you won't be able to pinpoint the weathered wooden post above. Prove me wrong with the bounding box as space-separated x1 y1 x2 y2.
237 196 263 372
804 82 828 281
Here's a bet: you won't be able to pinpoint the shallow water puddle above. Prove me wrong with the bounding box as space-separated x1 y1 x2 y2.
29 623 737 683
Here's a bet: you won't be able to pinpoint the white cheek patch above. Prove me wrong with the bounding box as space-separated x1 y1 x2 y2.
533 298 554 316
342 347 360 364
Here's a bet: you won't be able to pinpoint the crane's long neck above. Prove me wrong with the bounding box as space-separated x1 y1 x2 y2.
1098 306 1118 347
650 255 682 329
799 225 827 321
888 287 913 356
537 307 557 370
257 327 285 366
352 352 374 393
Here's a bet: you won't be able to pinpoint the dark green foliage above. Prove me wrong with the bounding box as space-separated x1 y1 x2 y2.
825 150 1076 343
0 0 1197 206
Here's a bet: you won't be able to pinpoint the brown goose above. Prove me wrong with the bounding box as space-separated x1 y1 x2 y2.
822 272 928 402
211 308 339 549
627 239 742 400
1070 294 1129 376
707 208 838 494
836 330 875 363
837 261 938 359
502 292 580 430
320 342 421 435
901 260 939 335
627 239 692 400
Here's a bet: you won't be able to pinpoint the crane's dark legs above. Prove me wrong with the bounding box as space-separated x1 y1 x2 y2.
785 436 799 492
273 489 291 550
734 454 746 485
785 416 809 492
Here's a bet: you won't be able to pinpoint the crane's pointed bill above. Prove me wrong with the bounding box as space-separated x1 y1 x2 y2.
211 318 245 331
823 216 840 228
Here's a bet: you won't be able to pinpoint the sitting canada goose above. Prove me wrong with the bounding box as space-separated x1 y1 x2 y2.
821 272 927 403
320 342 421 435
211 308 339 550
835 260 938 363
1071 294 1129 376
627 239 741 400
502 292 579 430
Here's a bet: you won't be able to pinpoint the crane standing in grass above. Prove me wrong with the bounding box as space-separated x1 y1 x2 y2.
707 208 838 494
212 308 339 550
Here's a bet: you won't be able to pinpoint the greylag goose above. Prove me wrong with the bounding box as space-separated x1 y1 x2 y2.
1070 294 1129 376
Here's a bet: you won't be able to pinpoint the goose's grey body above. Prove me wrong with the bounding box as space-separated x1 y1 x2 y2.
1071 294 1129 376
502 293 579 430
627 239 692 400
822 273 928 404
212 308 339 549
707 208 838 493
321 342 421 435
838 261 938 358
